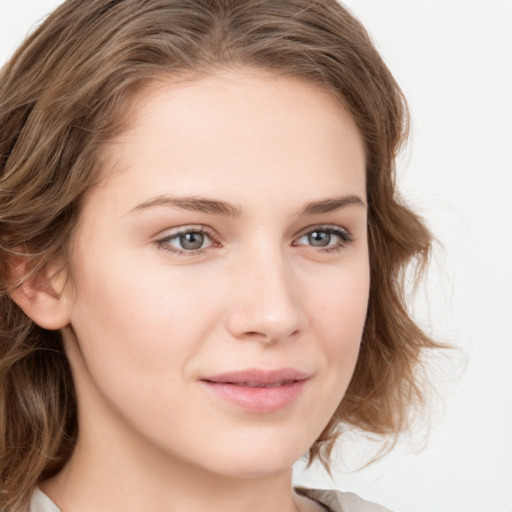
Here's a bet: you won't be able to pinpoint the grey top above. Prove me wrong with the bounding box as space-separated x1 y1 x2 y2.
31 486 393 512
295 487 393 512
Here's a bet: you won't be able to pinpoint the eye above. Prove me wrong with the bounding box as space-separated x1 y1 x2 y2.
155 227 218 255
294 226 353 252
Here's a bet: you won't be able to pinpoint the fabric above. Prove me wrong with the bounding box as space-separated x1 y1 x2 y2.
30 486 393 512
296 487 393 512
30 489 61 512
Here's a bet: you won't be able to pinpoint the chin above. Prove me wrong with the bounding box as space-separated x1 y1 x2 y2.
192 433 309 480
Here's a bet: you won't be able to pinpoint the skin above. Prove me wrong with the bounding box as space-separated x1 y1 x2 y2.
36 68 369 512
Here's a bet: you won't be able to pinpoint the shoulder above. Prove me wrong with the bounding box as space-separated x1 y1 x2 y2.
295 487 394 512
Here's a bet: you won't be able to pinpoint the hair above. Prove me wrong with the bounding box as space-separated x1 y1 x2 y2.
0 0 441 509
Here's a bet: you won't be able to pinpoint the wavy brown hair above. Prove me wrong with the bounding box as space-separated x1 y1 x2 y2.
0 0 440 510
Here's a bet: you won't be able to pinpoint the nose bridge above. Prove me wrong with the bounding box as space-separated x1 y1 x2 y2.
227 239 305 342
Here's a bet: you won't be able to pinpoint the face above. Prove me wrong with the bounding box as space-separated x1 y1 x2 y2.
61 69 369 479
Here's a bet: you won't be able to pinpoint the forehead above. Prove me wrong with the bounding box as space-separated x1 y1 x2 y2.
95 68 366 212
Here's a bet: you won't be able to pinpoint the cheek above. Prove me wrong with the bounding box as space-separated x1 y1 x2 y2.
302 257 370 390
308 258 370 343
320 266 369 379
284 265 369 449
66 251 189 387
65 245 235 427
69 243 218 342
64 253 215 446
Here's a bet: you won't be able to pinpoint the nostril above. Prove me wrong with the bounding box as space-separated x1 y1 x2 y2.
244 331 273 342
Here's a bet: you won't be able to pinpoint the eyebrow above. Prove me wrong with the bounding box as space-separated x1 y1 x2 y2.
300 194 366 215
130 193 366 217
131 195 242 217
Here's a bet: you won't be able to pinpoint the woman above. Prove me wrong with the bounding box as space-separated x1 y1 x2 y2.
0 1 439 511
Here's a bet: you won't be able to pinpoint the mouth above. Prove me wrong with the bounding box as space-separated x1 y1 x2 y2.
200 368 310 413
218 380 297 388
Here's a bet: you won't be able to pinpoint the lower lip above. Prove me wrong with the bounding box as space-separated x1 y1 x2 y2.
201 380 307 413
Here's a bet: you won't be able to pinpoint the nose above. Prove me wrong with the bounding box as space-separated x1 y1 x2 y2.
225 246 307 344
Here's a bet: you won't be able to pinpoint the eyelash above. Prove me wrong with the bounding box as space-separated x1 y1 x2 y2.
293 225 354 253
155 226 219 256
155 225 353 256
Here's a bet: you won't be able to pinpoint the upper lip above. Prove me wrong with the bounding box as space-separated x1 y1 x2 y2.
201 368 310 385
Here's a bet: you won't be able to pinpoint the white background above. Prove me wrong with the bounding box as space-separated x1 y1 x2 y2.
1 1 511 511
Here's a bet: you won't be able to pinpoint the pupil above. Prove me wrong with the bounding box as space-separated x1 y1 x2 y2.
308 231 330 247
180 232 204 250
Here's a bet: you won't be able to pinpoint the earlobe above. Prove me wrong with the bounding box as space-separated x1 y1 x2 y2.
8 256 71 331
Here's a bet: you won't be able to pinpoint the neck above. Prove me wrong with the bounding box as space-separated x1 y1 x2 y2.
41 432 305 512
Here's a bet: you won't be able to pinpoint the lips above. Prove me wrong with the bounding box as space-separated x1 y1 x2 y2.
200 368 310 413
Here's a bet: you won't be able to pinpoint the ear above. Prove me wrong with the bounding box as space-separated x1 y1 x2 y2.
8 255 71 330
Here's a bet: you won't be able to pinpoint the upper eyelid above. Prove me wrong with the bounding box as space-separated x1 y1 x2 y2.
156 224 351 237
293 224 351 239
156 225 217 239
